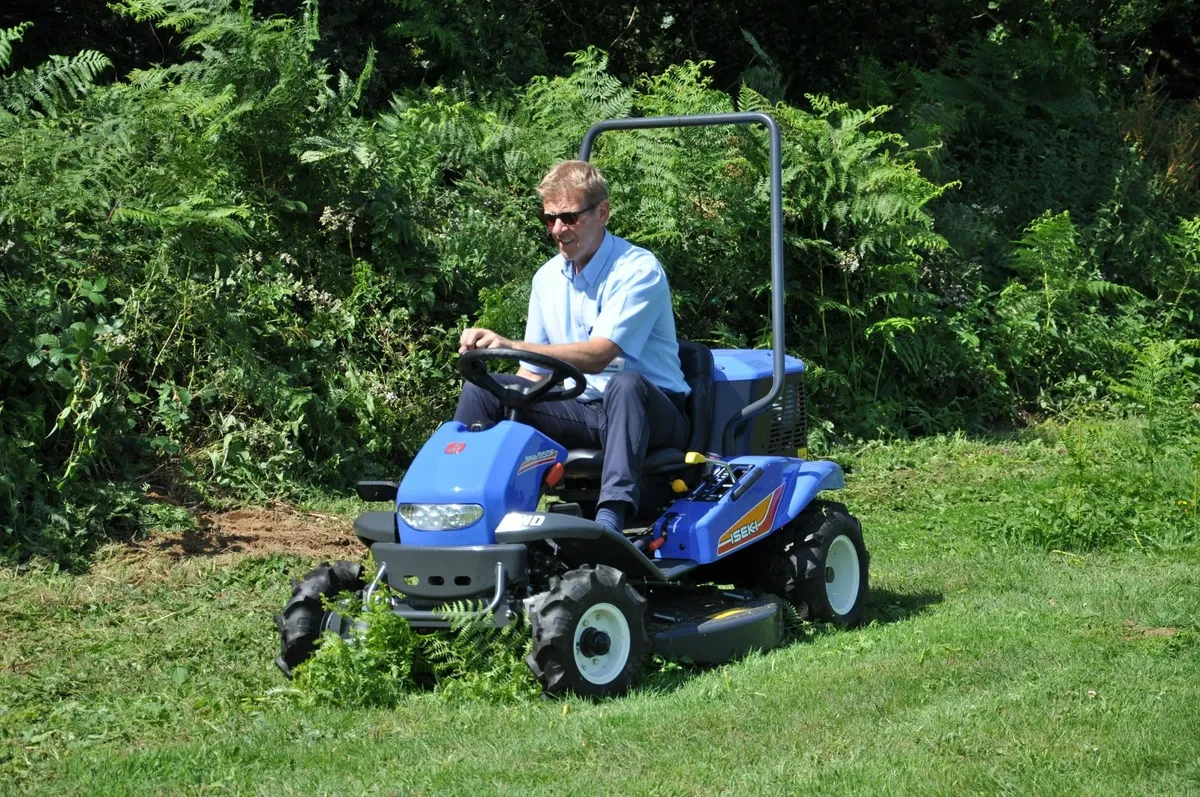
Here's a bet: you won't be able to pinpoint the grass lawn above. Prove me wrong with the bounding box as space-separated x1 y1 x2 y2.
2 427 1198 794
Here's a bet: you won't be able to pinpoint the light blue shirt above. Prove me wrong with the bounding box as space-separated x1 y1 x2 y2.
523 232 689 401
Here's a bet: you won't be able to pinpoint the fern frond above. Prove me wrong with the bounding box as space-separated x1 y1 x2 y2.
739 29 788 104
160 0 230 33
112 197 251 237
737 85 775 115
302 0 320 46
1079 280 1142 302
1 50 112 117
109 0 171 23
349 46 375 109
0 22 32 71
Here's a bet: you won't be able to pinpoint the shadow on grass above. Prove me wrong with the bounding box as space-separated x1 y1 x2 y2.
286 587 949 704
636 587 944 695
106 517 253 559
151 529 258 557
864 587 943 625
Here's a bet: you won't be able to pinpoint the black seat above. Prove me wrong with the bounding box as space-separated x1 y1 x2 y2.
562 340 714 478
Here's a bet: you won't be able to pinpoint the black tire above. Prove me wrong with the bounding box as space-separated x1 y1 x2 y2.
526 564 649 698
274 560 365 677
756 500 869 627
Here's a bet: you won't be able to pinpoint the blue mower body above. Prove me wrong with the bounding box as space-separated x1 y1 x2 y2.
394 421 566 547
390 417 843 567
647 456 843 565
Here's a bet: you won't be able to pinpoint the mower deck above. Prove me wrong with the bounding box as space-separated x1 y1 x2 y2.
647 589 785 664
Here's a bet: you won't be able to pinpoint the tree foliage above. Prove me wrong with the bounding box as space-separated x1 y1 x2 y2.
1 0 1197 562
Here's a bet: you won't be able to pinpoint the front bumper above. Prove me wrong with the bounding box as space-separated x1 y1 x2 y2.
366 542 528 627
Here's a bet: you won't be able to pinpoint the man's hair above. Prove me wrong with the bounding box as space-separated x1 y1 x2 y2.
537 160 609 206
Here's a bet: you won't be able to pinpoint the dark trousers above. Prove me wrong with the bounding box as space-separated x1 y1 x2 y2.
453 371 689 512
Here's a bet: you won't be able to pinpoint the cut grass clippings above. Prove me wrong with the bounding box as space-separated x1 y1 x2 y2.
2 421 1199 794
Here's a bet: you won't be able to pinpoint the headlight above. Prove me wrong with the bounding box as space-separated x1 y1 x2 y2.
398 503 484 531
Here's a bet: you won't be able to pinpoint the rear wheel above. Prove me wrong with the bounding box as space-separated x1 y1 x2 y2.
526 564 649 698
757 501 869 627
275 560 365 677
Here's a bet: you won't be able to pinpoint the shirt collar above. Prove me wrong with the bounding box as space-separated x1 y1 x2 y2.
560 231 615 285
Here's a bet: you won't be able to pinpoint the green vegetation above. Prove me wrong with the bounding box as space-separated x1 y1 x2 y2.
294 595 540 707
3 421 1198 793
1 1 1197 562
2 2 1196 788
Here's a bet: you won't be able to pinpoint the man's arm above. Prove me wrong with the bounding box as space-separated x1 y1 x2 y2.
516 273 559 380
459 328 621 374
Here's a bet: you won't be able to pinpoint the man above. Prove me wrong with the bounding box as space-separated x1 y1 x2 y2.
455 160 690 535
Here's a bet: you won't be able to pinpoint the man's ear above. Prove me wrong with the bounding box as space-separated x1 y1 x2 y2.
598 199 611 225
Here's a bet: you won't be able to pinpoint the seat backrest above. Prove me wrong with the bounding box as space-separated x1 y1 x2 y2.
677 340 714 454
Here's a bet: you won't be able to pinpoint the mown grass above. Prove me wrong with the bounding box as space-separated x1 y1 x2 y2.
2 422 1199 795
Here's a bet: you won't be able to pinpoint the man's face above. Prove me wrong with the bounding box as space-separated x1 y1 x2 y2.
542 190 609 266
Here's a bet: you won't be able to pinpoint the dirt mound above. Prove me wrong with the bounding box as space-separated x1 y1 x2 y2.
141 506 360 559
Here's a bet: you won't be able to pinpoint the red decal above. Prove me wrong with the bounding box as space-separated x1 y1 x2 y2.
444 442 466 455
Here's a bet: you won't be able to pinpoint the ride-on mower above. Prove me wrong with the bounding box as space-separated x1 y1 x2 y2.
275 113 869 698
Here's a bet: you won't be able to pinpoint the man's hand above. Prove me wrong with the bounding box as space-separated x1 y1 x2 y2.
459 327 513 353
459 326 621 374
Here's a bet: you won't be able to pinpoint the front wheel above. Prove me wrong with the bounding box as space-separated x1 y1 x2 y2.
526 564 649 698
274 560 365 677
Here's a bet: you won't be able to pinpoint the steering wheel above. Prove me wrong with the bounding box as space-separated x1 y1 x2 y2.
457 348 587 411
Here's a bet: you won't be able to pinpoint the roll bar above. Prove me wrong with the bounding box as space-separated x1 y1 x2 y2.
580 113 786 453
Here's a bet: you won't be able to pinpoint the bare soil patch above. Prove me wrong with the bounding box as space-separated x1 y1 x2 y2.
139 506 359 559
1122 618 1178 638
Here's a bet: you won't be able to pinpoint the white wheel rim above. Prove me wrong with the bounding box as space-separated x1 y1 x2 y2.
572 602 632 685
825 535 861 617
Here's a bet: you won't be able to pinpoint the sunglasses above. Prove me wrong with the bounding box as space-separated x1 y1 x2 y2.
538 204 596 227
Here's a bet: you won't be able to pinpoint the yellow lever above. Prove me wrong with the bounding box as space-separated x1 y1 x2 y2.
684 451 707 465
